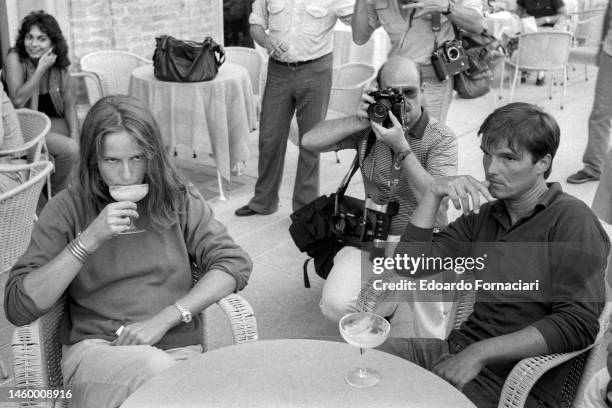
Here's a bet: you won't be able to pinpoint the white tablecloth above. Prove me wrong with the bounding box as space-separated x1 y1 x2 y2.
486 11 524 38
333 21 391 68
128 64 257 181
122 339 477 408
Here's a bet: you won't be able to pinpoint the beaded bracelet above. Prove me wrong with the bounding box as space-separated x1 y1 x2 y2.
68 233 92 264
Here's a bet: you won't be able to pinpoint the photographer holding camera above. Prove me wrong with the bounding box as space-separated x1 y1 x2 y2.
351 0 485 124
302 56 458 339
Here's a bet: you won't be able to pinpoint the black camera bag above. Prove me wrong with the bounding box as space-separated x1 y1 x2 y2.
289 135 375 287
453 28 505 99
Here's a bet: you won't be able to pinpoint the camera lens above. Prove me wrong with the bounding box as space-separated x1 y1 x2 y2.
367 102 390 124
446 46 459 61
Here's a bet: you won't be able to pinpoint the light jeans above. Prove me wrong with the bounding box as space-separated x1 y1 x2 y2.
47 117 79 193
61 338 202 408
319 235 452 339
580 368 610 408
421 64 454 125
583 52 612 177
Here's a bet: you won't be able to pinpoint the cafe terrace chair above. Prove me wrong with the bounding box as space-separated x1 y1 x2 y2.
224 46 266 117
357 272 612 407
0 161 54 275
327 62 377 119
11 265 258 408
450 275 612 408
80 50 152 97
568 7 607 81
0 109 52 198
501 31 572 109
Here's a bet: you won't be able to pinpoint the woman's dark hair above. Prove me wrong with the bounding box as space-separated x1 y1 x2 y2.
78 95 187 228
15 10 70 68
479 102 560 179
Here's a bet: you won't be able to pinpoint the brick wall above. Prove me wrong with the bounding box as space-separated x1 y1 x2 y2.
69 0 220 63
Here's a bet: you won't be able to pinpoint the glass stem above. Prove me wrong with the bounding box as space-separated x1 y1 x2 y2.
359 347 367 378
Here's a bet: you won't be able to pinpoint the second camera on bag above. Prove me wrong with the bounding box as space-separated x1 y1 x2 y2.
431 40 469 81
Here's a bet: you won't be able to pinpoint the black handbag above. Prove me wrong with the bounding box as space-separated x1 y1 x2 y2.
153 35 225 82
453 29 505 99
289 155 366 287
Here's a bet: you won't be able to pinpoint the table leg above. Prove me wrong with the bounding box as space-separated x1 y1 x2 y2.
217 170 227 201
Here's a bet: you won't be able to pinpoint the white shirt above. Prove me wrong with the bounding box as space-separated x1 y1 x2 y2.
249 0 355 62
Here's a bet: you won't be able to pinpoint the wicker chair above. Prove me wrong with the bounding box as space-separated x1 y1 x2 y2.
224 46 265 116
502 31 573 109
327 62 377 119
11 278 258 408
0 161 54 274
80 50 151 97
0 109 51 165
357 272 612 407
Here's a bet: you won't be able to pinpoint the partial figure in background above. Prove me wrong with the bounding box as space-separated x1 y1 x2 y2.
0 86 26 193
1 10 79 194
235 0 354 217
223 0 255 47
567 1 612 184
581 324 612 407
351 0 485 123
4 95 252 408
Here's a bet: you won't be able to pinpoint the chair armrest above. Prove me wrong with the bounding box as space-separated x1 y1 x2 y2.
498 349 589 408
72 71 105 103
216 293 259 345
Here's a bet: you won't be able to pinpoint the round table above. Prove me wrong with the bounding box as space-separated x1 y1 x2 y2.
121 339 477 408
128 63 257 183
333 22 390 68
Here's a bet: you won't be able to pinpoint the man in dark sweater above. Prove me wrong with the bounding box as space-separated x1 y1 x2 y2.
380 103 610 407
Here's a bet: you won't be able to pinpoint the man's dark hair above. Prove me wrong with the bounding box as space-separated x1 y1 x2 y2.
479 102 560 179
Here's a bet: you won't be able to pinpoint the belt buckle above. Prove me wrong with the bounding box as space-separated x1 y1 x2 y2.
286 60 300 68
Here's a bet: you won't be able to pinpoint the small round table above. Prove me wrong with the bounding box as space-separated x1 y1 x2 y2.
129 63 257 190
121 339 477 408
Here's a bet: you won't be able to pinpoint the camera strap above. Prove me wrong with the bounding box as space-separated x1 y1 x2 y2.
431 12 441 49
334 132 376 212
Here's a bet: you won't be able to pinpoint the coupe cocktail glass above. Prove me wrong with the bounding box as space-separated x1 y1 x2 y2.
108 184 149 234
339 311 391 388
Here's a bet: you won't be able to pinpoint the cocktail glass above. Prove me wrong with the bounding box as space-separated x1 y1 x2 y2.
339 311 391 388
108 184 149 234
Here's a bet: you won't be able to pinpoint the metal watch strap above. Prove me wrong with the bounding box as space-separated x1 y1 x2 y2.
174 302 192 323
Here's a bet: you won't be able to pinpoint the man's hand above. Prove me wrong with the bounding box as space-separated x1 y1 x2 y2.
402 0 451 17
355 85 377 123
112 315 173 346
432 346 485 390
370 111 410 153
428 175 494 215
264 36 289 58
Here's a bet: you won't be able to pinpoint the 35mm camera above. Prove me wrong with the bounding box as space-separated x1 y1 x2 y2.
367 88 405 128
431 40 469 81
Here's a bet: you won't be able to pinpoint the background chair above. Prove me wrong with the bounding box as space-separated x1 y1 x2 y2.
80 50 152 98
327 62 377 119
11 270 258 408
224 46 265 116
0 109 51 165
501 31 572 109
0 161 54 274
568 7 607 81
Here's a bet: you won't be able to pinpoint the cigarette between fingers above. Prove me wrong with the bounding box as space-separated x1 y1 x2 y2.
115 325 125 336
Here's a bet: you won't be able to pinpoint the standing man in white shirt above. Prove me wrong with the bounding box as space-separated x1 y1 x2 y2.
235 0 355 217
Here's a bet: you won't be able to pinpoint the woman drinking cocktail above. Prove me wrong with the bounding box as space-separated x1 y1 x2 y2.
4 95 252 408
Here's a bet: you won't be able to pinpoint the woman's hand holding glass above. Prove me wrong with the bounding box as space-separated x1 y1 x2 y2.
79 201 139 250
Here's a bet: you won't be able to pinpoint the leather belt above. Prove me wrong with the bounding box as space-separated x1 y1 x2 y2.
270 55 326 67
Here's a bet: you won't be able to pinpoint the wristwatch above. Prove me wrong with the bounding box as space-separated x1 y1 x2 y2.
393 149 412 169
174 302 192 323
